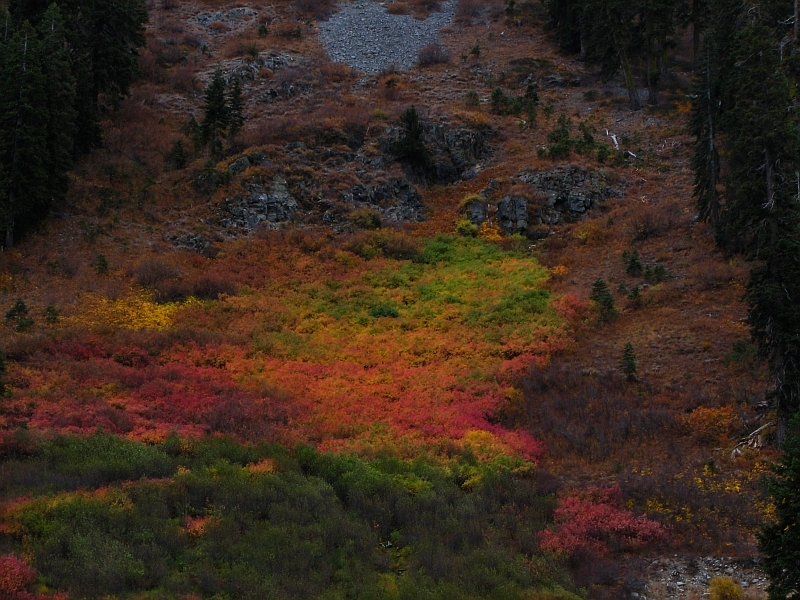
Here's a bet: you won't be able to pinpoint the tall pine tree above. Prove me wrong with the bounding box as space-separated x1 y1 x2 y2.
759 413 800 599
0 21 50 247
200 69 230 158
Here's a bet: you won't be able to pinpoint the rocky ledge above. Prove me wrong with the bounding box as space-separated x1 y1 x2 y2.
464 166 625 237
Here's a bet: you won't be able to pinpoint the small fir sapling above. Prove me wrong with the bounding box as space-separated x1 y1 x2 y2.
589 278 617 322
620 343 637 381
623 249 643 276
0 352 7 396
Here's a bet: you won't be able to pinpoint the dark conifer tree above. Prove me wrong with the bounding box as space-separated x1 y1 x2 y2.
759 413 800 599
543 0 583 54
228 78 245 138
37 4 76 204
8 0 147 154
690 36 721 226
200 69 230 157
580 0 643 110
620 343 637 381
0 21 49 247
717 12 798 254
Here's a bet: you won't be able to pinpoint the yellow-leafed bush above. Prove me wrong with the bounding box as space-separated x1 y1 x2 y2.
709 577 744 600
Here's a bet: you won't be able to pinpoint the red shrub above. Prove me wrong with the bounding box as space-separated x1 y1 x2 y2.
539 485 668 557
0 555 35 598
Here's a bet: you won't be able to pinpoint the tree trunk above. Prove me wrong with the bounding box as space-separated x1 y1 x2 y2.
706 89 719 225
607 6 640 111
646 9 658 105
692 0 701 68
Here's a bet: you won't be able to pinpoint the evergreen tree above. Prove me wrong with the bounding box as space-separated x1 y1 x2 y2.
744 220 800 440
0 352 6 397
717 13 799 253
759 413 800 599
690 1 800 442
543 0 584 54
393 105 430 168
227 78 245 138
676 0 710 66
580 0 643 110
37 4 76 205
589 278 617 322
690 35 721 227
8 0 148 154
200 69 230 157
0 21 50 247
620 343 637 381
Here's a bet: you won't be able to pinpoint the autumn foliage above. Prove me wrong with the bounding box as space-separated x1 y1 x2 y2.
0 555 36 600
539 485 668 557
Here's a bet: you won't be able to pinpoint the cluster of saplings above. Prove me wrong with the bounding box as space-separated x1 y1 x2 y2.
0 432 579 600
0 0 148 247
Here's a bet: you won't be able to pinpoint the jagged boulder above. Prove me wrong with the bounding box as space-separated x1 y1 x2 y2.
464 198 488 226
518 166 621 225
378 121 494 186
341 178 426 224
220 176 298 231
497 196 529 234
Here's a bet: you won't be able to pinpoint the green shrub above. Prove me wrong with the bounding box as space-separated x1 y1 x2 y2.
490 86 537 119
5 299 34 331
545 114 574 159
351 207 383 230
393 105 431 168
166 138 189 170
3 434 575 600
596 143 613 163
724 339 756 366
455 218 479 237
644 263 670 284
369 305 400 318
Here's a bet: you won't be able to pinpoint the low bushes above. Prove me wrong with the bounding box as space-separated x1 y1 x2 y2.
1 433 580 600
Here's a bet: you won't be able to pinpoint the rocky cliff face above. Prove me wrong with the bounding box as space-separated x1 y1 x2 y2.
220 176 298 232
464 166 625 237
378 120 494 185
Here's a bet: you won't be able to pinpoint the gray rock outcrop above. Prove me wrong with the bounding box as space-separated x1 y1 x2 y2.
464 198 488 226
220 176 298 231
497 197 529 234
340 178 426 225
518 166 620 225
378 122 494 186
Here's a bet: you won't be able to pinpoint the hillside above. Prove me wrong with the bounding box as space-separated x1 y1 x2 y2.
0 0 779 598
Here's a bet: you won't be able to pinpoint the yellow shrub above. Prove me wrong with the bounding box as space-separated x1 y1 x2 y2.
477 221 503 242
64 289 196 331
709 577 744 600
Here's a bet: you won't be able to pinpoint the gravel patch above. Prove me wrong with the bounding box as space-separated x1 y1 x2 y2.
642 555 767 599
318 0 457 74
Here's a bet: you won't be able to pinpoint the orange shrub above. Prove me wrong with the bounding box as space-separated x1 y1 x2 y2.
683 405 740 445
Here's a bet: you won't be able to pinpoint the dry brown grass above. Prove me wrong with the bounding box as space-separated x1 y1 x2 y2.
386 2 411 15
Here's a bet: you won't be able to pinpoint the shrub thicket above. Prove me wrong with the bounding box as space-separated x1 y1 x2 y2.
0 432 580 600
